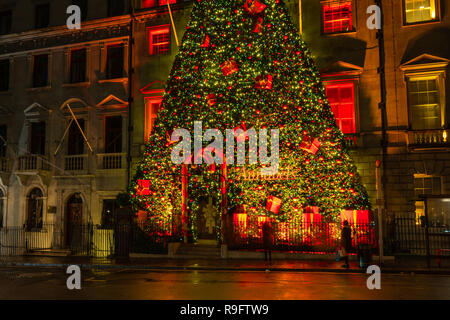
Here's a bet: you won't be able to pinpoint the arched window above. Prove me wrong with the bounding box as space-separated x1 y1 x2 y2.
26 188 43 231
0 189 4 228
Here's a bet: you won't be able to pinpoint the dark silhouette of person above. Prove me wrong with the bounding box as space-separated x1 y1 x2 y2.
341 220 352 268
262 222 274 262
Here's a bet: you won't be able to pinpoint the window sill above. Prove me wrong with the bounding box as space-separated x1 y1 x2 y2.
98 78 128 84
62 82 91 88
402 20 441 28
27 85 51 92
323 30 357 37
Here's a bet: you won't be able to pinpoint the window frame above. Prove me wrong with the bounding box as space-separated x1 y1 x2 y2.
147 25 171 56
107 0 125 17
141 0 177 9
402 0 440 26
104 115 123 154
320 0 355 35
405 71 446 131
26 188 44 231
69 48 87 84
29 121 47 156
0 124 7 158
105 43 125 80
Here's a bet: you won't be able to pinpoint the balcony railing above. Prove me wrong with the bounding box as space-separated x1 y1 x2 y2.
0 157 8 172
65 155 88 171
407 130 450 148
18 155 50 171
98 153 126 170
343 134 358 148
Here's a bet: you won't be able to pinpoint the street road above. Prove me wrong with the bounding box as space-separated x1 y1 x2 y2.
0 266 449 300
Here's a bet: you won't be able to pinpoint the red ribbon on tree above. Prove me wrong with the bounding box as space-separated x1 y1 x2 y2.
255 74 273 90
137 180 151 196
253 17 264 33
266 196 282 214
233 121 248 142
166 130 178 147
220 59 239 76
244 0 267 14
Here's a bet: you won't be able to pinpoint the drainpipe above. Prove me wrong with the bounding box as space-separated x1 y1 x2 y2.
126 0 135 190
375 0 388 260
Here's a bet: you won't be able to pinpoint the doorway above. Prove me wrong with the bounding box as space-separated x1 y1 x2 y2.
66 193 83 247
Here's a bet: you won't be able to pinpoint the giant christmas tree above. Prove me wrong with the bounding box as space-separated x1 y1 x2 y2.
130 0 370 240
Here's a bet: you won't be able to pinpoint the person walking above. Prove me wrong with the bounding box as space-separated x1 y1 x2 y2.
341 220 352 268
262 221 274 262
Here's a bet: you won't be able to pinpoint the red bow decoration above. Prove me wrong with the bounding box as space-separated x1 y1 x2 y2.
137 180 151 196
220 59 239 76
300 135 321 155
207 93 217 106
255 74 273 90
266 196 282 214
244 0 267 15
200 35 210 48
233 122 248 143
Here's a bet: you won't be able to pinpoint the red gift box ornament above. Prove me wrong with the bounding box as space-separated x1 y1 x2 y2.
166 130 178 147
200 35 210 48
244 0 267 15
207 93 217 106
255 74 273 90
137 180 151 196
253 17 263 33
300 135 321 155
220 59 239 76
266 196 282 214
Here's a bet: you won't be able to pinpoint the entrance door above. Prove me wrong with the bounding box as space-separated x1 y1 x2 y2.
197 197 219 240
66 194 83 247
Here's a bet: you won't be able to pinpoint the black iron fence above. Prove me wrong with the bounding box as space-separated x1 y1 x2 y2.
228 219 378 254
392 217 450 257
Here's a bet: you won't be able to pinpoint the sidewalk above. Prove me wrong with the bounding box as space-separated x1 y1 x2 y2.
1 255 449 275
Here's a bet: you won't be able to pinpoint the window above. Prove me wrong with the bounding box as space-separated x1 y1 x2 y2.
322 1 352 34
0 59 9 91
325 82 356 134
105 116 122 153
26 188 43 231
0 189 4 228
148 25 170 55
30 122 46 155
102 199 117 226
70 48 87 83
142 0 176 8
72 0 88 21
414 175 442 197
407 77 443 130
33 54 49 88
68 119 85 155
145 97 162 141
106 44 124 79
107 0 125 17
404 0 438 24
0 10 12 35
0 125 6 158
35 3 50 29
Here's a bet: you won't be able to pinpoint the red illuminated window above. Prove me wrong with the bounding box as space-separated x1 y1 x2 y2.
145 97 162 141
325 82 356 134
322 1 353 34
148 25 170 55
141 0 176 8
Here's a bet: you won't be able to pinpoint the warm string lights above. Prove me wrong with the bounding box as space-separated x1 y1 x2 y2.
129 0 370 240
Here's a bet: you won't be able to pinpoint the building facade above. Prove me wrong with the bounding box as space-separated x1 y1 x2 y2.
0 0 449 254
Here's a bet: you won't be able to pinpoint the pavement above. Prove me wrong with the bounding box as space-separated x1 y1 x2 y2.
1 254 449 274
